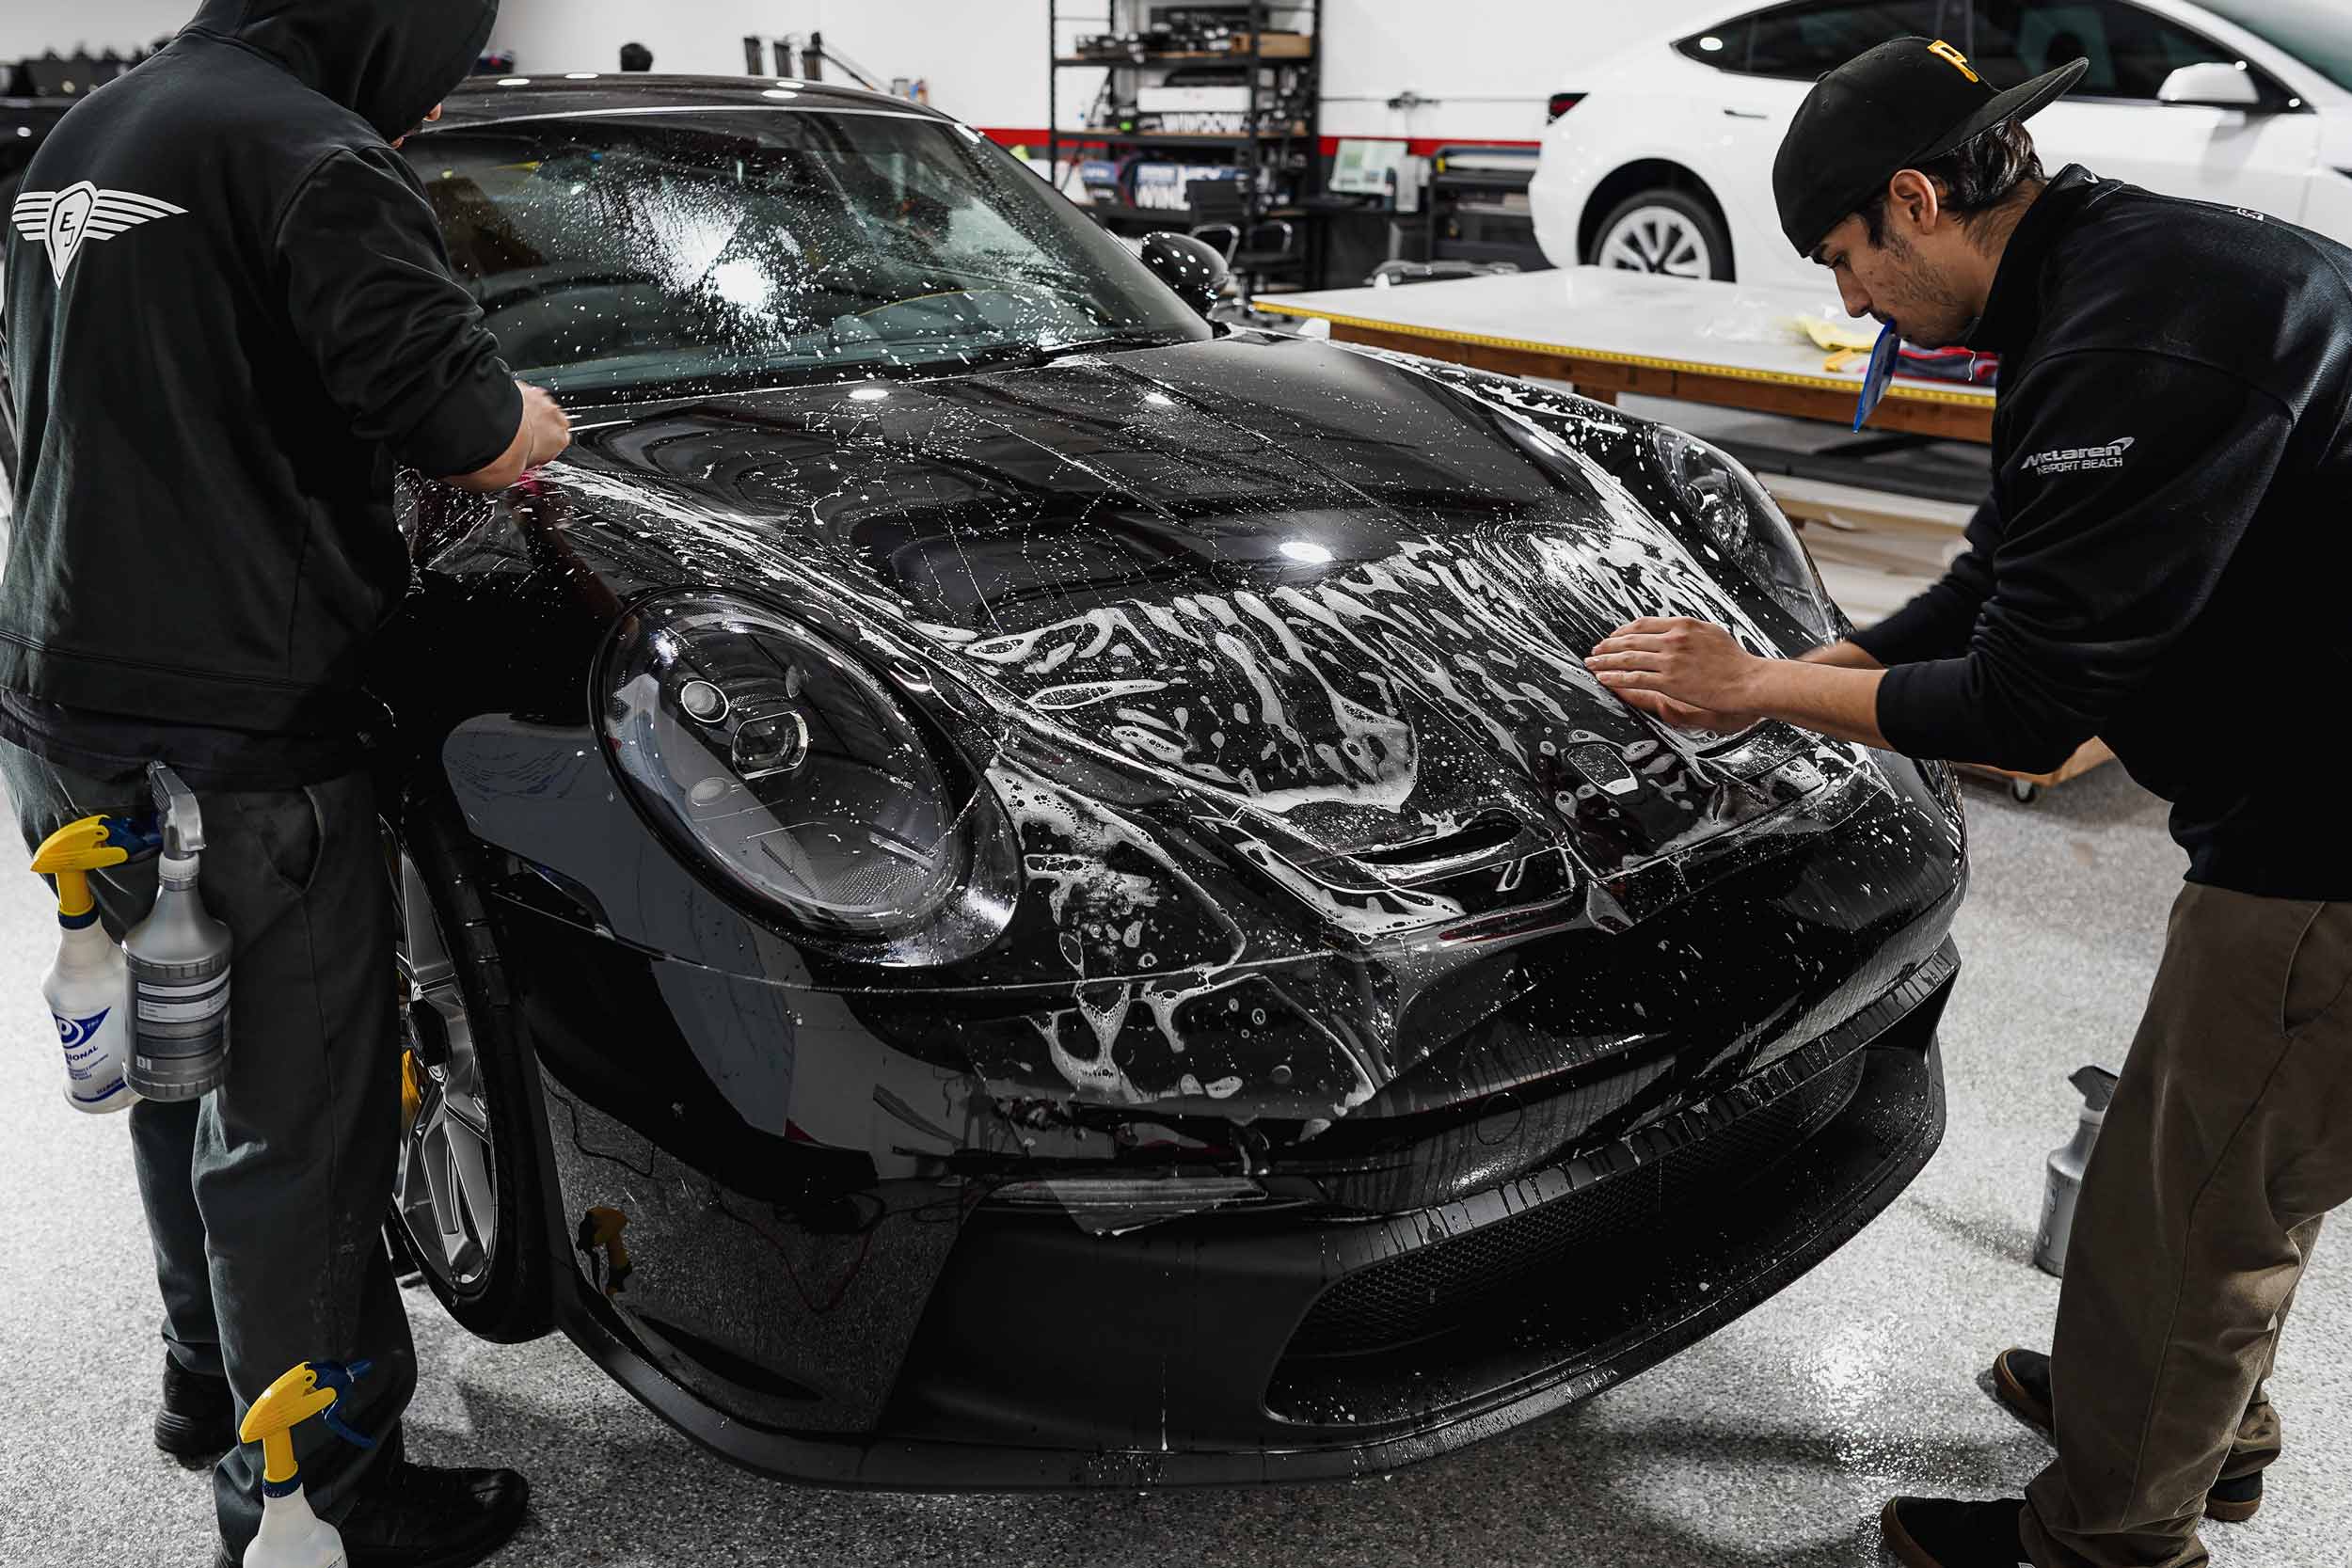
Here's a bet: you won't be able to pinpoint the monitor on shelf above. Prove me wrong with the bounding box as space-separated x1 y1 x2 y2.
1328 138 1409 198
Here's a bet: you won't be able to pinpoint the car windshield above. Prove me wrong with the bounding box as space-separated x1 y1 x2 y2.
406 107 1210 399
2194 0 2352 93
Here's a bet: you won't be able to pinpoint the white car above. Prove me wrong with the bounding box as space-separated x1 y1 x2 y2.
1530 0 2352 287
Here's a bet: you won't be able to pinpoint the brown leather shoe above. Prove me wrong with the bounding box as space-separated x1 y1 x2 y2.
1990 1348 2263 1522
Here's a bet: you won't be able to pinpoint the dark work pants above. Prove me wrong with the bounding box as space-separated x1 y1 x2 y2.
2024 884 2352 1568
1 739 412 1556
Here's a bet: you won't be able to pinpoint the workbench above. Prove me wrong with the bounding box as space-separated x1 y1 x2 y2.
1258 267 2111 803
1254 266 1996 444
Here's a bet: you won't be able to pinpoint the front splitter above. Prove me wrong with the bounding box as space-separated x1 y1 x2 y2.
549 982 1949 1489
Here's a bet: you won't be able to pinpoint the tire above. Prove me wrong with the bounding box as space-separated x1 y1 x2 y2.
1589 187 1735 281
385 800 555 1343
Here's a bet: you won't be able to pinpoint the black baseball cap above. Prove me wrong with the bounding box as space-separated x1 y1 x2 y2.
1773 38 2088 256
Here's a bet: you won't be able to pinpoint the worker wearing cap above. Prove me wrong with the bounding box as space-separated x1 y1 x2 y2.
1583 35 2352 1568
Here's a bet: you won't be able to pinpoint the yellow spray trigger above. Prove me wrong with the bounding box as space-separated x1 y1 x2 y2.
241 1358 376 1489
243 1364 339 1485
31 816 131 922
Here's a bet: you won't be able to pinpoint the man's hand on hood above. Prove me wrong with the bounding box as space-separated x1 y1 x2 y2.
447 381 571 492
393 103 444 150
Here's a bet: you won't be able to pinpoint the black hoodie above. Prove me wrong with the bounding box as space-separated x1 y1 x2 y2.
0 0 518 783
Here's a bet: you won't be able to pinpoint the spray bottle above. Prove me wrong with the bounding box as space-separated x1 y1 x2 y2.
28 814 161 1112
122 764 235 1101
240 1357 377 1568
2034 1064 2121 1277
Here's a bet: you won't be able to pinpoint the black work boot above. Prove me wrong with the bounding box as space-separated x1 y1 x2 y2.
1992 1348 2263 1522
341 1460 532 1568
1880 1497 2027 1567
153 1354 236 1460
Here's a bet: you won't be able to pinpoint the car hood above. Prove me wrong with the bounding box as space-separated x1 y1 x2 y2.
422 331 1962 1136
525 333 1841 898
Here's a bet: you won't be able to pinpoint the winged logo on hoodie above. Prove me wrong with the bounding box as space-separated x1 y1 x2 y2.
10 182 188 287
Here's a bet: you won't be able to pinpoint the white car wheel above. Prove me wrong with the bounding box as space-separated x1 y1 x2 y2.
1598 203 1716 278
1590 188 1734 282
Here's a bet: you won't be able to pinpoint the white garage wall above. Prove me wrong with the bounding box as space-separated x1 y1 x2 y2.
486 0 1729 145
8 1 1734 147
5 1 195 63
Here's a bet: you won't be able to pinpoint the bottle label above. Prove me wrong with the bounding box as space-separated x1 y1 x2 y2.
137 977 230 1026
57 1007 110 1051
56 1009 113 1079
56 1008 131 1103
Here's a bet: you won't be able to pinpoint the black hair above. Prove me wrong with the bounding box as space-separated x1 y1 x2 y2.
619 41 654 71
1860 118 2045 247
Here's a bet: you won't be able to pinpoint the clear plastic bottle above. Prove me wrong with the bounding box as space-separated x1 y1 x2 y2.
44 908 135 1112
29 816 146 1112
241 1358 374 1568
244 1484 348 1568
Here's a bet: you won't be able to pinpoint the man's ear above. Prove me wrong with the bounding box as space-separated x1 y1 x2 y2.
1886 168 1944 232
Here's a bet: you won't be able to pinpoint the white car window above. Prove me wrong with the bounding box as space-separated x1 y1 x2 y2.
2194 0 2352 95
1678 0 1963 79
1969 0 2282 103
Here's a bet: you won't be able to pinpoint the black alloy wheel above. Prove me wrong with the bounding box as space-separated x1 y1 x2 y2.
385 801 555 1342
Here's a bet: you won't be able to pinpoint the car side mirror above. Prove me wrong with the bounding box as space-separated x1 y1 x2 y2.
2156 61 2263 109
1138 230 1229 318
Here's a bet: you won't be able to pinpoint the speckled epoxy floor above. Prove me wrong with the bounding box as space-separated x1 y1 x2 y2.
2 762 2343 1567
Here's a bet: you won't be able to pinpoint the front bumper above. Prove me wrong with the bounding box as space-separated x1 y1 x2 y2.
550 942 1953 1486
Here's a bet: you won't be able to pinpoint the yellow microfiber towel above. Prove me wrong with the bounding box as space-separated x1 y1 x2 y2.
1796 315 1880 353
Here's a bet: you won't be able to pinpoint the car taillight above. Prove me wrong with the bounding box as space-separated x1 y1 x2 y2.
1548 91 1586 122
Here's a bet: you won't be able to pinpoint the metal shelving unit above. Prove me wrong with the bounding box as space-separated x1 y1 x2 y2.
1047 1 1324 234
1421 146 1549 271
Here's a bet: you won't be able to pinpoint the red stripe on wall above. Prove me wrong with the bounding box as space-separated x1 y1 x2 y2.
974 128 1540 158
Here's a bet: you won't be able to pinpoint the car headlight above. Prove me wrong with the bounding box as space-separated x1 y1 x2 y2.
1645 427 1837 645
599 592 1018 964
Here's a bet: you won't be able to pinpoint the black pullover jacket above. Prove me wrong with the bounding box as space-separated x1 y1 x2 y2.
1851 166 2352 901
0 0 517 784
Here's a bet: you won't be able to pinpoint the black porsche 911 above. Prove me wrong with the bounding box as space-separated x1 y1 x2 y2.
6 74 1967 1485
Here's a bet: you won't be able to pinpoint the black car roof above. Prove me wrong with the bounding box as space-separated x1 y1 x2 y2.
434 72 959 128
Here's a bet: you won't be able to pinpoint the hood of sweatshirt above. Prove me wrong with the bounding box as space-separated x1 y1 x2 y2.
187 0 500 141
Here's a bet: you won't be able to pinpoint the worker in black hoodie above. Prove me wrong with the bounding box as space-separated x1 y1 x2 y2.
0 2 566 1564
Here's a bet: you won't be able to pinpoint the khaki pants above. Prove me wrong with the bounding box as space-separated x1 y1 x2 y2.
2023 883 2352 1568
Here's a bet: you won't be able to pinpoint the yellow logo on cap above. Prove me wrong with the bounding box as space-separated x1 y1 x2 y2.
1928 40 1981 83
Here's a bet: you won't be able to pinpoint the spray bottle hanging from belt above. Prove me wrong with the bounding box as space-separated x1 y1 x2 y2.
27 762 234 1108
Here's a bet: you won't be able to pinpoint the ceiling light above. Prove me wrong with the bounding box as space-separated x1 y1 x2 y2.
1278 540 1333 564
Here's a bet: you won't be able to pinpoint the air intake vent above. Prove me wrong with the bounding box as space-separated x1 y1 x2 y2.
1353 814 1523 870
